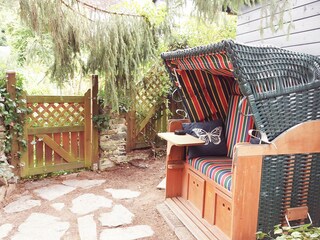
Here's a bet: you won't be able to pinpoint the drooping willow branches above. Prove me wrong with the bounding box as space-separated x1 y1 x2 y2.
19 0 156 110
19 0 293 110
167 0 292 33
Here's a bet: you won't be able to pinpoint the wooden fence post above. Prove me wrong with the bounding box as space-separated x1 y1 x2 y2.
84 89 92 168
91 75 99 169
6 71 19 175
126 110 136 153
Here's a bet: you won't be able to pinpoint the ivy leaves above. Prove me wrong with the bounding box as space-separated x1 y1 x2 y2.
257 224 320 240
0 84 31 157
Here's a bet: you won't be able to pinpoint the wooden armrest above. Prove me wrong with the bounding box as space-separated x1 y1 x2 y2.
234 120 320 158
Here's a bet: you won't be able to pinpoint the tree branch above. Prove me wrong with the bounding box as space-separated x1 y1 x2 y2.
74 0 145 18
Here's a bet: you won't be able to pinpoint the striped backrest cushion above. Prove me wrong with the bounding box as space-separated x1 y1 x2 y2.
225 95 255 158
177 69 233 122
175 52 234 78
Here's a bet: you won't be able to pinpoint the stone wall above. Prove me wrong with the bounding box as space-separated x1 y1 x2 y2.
99 115 128 170
0 123 6 156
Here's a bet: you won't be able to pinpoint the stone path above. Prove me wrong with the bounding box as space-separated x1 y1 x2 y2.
0 179 155 240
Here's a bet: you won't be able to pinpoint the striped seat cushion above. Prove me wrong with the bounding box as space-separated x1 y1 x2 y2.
188 157 232 191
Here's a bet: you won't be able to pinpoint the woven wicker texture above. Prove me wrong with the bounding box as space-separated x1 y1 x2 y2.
258 154 320 233
162 40 320 141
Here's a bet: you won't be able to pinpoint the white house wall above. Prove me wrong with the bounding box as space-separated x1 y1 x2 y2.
236 0 320 56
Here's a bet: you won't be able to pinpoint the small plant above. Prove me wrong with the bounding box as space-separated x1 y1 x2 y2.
0 154 14 186
92 114 110 131
257 224 320 240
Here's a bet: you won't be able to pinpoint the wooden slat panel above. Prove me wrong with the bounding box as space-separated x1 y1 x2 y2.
71 132 79 160
28 126 84 135
54 133 62 163
35 138 43 167
27 95 84 103
79 131 85 160
28 135 34 168
63 132 70 155
45 133 53 166
37 134 76 163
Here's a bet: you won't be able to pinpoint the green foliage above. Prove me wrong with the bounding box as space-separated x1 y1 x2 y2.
256 224 320 240
19 0 156 111
92 114 110 131
0 73 32 158
170 14 237 48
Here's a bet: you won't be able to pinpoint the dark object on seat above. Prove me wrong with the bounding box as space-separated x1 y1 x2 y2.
174 129 186 135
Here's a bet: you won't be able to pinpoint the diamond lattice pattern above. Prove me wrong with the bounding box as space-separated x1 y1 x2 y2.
28 102 85 128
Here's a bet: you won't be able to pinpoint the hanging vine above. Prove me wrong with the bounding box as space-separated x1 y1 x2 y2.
0 74 31 159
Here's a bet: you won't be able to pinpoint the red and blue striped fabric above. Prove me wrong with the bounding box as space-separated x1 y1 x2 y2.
177 69 233 122
175 52 234 78
225 94 255 158
188 157 232 191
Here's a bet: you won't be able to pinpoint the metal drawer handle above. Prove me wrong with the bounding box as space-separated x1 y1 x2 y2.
285 212 313 229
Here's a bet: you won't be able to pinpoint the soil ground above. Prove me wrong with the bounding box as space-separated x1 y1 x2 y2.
0 149 178 240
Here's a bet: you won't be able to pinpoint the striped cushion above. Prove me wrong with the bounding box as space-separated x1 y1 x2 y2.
177 69 233 122
225 95 255 158
175 52 234 77
188 157 232 191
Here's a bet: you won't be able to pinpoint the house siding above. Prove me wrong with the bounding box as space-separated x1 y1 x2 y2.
236 0 320 56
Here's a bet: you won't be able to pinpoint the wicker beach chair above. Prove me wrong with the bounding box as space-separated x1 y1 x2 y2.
159 40 320 239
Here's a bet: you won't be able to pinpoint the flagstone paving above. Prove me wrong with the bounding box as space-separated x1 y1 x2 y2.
105 188 141 199
33 184 76 201
70 193 113 215
0 179 157 240
4 195 41 214
11 213 70 240
77 214 97 240
0 157 178 240
99 204 134 227
0 224 13 239
50 202 65 211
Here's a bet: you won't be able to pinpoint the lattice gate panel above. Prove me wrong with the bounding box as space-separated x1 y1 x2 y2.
28 102 85 128
21 95 90 176
132 68 172 149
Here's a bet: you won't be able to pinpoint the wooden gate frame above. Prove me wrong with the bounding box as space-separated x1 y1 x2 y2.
6 71 99 177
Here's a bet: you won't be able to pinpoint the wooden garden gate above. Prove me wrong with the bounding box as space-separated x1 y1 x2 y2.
6 72 99 177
